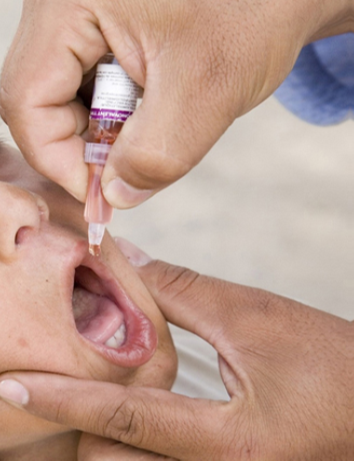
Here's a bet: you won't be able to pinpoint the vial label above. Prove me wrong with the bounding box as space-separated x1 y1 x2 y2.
90 63 141 122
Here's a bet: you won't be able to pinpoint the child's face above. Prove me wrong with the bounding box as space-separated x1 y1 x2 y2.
0 143 177 458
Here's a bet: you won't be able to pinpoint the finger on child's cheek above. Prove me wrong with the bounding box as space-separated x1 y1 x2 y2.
113 237 152 267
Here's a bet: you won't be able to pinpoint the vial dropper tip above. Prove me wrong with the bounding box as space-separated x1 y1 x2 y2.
88 222 106 258
89 244 101 257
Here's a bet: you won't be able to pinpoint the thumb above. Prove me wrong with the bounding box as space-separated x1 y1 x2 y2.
100 16 238 211
101 79 220 209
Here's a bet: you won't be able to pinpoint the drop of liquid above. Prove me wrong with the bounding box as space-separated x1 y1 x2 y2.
89 244 101 257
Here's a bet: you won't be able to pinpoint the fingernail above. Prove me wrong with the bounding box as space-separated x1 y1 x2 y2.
114 237 152 266
0 380 29 406
104 178 153 208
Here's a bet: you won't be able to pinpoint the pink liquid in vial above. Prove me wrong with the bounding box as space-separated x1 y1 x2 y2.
84 163 113 224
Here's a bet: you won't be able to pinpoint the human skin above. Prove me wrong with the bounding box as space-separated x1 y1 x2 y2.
1 243 352 460
0 0 353 208
0 142 177 460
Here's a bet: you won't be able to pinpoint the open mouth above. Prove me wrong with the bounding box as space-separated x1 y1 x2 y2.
70 251 157 368
73 266 127 349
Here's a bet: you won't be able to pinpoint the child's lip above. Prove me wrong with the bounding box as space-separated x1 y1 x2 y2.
65 239 158 368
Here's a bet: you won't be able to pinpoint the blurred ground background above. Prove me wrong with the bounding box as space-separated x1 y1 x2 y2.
1 0 352 399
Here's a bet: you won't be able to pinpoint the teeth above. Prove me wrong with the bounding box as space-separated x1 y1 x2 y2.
105 336 119 348
105 323 126 349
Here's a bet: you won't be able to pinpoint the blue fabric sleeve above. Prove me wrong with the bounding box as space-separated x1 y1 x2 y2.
274 33 354 125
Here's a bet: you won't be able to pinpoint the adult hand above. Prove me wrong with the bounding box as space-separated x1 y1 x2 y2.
0 1 349 206
0 243 351 460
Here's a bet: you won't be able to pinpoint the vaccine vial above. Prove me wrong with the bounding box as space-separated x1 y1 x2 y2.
84 53 142 256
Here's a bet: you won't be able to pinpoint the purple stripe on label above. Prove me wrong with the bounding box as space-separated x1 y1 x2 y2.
90 108 133 122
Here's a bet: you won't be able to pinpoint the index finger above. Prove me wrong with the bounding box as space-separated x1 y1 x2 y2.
0 1 108 200
0 373 235 460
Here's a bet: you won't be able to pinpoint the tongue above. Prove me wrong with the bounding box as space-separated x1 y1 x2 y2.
73 288 124 344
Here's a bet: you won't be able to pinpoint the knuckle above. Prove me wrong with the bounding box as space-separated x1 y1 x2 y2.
0 88 39 163
241 287 278 319
121 407 146 446
94 399 128 438
153 261 202 301
255 289 277 317
96 394 146 447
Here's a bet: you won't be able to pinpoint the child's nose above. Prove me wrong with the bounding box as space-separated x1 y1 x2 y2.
0 182 49 260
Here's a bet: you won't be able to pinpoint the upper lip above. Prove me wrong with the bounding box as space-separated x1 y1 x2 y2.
63 238 158 368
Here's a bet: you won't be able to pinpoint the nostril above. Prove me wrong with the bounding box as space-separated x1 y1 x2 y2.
15 226 32 246
12 195 49 248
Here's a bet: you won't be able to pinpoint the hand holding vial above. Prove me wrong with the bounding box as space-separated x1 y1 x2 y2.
84 53 141 255
0 0 350 208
